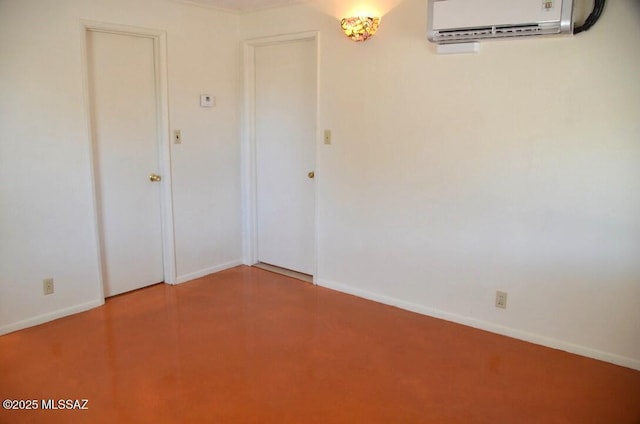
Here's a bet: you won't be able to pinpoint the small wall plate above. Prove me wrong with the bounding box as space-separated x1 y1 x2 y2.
200 94 215 107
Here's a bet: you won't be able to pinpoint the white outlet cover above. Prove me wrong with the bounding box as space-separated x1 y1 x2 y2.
495 291 508 309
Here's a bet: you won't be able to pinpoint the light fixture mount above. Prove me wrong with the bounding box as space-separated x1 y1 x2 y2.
341 16 380 42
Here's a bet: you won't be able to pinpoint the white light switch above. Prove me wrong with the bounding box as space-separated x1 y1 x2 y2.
173 129 182 144
324 129 332 145
200 94 215 108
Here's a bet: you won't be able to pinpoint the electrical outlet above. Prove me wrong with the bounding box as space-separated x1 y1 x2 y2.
43 278 54 295
495 291 507 309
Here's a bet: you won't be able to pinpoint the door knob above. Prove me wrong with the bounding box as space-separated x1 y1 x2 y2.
308 171 315 179
149 174 162 182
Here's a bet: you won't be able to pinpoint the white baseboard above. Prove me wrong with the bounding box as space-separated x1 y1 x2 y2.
317 278 640 371
0 299 104 336
174 260 243 284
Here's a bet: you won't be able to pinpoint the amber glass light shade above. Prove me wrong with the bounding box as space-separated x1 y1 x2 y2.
341 16 380 42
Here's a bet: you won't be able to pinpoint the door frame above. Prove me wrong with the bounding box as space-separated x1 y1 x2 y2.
241 31 320 283
81 20 177 300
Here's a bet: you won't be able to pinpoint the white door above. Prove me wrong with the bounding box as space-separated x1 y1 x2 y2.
87 30 164 297
255 39 317 275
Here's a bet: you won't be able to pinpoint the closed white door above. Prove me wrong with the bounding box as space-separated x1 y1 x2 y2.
255 39 317 275
87 30 164 297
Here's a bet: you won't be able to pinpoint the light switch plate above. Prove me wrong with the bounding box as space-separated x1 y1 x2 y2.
324 129 332 145
200 94 215 108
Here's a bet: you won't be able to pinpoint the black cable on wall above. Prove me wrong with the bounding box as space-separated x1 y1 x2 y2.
574 0 607 34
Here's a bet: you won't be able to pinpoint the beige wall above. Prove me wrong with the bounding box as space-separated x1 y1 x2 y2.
241 0 640 369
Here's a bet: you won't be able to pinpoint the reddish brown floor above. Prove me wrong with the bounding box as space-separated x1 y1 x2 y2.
1 266 639 423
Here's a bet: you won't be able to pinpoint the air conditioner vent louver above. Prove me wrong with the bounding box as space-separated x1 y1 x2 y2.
433 23 561 43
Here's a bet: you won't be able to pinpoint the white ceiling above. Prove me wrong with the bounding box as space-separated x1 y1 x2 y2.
176 0 309 13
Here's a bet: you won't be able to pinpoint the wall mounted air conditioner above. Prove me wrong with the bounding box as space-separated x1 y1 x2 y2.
428 0 574 44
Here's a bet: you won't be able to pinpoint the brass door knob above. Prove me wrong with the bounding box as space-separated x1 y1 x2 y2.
149 174 162 182
308 171 315 179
